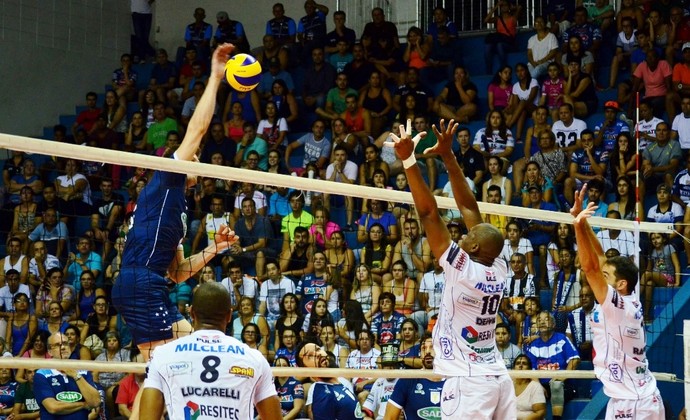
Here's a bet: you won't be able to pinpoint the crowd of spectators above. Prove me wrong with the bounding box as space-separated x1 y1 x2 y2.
0 0 688 418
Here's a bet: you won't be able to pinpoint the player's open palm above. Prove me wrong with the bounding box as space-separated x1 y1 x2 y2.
385 119 425 161
426 118 458 155
211 43 235 80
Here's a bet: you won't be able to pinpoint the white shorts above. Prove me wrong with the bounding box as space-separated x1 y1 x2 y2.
605 391 665 420
440 374 516 420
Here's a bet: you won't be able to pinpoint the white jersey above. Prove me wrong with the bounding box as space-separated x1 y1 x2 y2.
363 378 399 420
672 113 690 149
636 117 663 150
143 330 276 419
590 286 659 399
204 212 233 242
552 118 587 149
434 242 509 377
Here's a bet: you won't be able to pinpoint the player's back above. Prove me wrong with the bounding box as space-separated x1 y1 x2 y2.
122 170 188 274
145 330 275 419
591 287 658 399
435 241 508 377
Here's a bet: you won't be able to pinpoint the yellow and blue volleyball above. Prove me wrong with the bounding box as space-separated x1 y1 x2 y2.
225 53 262 92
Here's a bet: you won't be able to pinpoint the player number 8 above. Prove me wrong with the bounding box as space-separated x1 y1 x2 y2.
201 355 221 383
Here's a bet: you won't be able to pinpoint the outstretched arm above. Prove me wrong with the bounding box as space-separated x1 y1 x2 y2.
387 120 451 260
176 43 234 162
168 225 238 283
571 185 608 304
426 120 482 229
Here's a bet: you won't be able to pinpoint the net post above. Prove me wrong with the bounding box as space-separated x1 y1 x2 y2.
683 319 690 410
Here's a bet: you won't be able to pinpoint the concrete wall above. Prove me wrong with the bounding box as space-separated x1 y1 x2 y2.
0 0 131 137
153 0 338 55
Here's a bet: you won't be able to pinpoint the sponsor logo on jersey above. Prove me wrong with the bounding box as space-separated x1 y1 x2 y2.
453 251 467 271
442 390 455 402
185 402 241 419
229 366 255 378
611 291 624 309
461 326 478 343
166 361 192 376
608 363 623 383
474 282 505 294
417 407 442 419
55 391 82 403
469 344 494 354
459 293 480 308
184 401 200 420
614 409 633 419
174 343 246 354
181 387 241 399
430 391 441 405
624 328 640 339
196 334 223 344
414 383 425 395
484 271 496 282
592 310 600 323
439 336 454 360
476 317 495 326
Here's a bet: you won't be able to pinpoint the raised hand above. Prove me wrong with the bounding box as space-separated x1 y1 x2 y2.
570 184 588 218
211 44 235 81
213 224 239 251
384 119 426 164
426 119 458 156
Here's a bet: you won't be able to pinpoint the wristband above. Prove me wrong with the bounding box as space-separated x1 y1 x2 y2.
402 154 417 169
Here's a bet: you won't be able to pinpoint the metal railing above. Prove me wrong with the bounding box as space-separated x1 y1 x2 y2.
335 0 546 40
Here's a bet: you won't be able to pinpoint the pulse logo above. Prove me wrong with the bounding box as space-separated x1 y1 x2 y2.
461 326 478 344
184 401 199 420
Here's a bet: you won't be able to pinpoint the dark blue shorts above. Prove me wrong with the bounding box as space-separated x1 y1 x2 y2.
111 267 184 345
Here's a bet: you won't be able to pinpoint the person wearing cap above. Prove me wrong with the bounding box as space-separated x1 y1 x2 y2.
213 11 250 53
383 334 445 420
594 101 630 152
362 354 399 420
631 47 675 120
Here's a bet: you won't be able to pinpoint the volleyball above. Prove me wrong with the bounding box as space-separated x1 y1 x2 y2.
225 53 262 92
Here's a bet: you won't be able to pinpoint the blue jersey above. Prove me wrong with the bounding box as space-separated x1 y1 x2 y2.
570 147 608 177
296 274 328 315
274 347 298 366
388 378 444 420
525 332 580 384
0 380 17 414
122 168 187 275
307 382 363 420
594 120 629 152
34 370 96 420
371 311 405 345
275 377 304 417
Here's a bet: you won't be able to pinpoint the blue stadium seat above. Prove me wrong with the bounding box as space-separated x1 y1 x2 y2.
133 63 154 91
59 115 77 129
540 289 553 312
652 287 680 319
563 399 591 418
344 230 359 250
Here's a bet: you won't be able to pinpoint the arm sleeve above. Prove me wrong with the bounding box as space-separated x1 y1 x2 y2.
387 378 408 409
253 356 278 404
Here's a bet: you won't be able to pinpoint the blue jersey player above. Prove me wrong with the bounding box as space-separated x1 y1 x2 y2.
112 44 239 359
296 341 364 420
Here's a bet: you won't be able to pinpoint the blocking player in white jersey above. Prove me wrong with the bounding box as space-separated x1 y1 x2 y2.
387 119 516 419
571 185 665 420
139 282 281 420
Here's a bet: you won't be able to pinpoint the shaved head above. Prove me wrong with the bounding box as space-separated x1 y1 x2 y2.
191 282 232 326
463 223 504 261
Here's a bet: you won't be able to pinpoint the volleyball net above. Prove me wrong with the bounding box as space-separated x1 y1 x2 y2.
0 134 685 395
